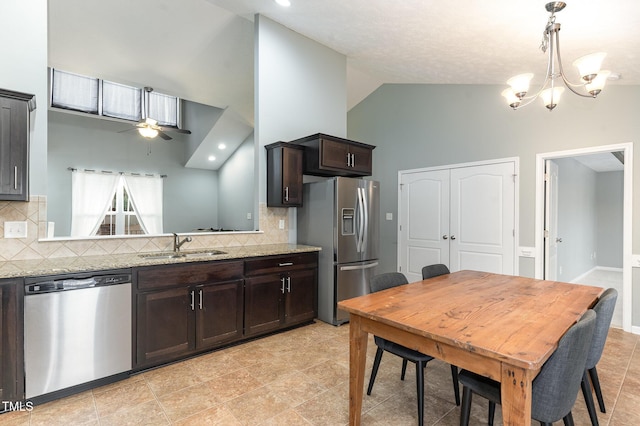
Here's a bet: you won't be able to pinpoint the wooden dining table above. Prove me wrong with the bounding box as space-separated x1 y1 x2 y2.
337 270 604 425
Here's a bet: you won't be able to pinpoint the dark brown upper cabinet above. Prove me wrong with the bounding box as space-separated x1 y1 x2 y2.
290 133 375 177
0 89 36 201
266 142 304 207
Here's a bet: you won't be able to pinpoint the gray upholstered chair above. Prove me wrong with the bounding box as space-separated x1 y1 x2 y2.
421 263 460 406
458 309 597 426
367 272 455 426
581 288 618 426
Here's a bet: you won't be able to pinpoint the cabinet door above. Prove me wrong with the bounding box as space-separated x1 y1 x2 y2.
320 138 351 171
136 287 193 367
196 279 244 349
244 274 283 337
348 143 373 175
283 269 317 326
0 97 29 200
281 146 303 206
0 279 23 401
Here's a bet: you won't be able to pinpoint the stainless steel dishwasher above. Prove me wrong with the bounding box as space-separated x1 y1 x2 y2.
24 271 132 400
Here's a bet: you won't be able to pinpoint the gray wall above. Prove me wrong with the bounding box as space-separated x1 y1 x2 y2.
218 135 255 230
347 84 640 326
597 171 624 268
47 110 219 235
555 158 597 282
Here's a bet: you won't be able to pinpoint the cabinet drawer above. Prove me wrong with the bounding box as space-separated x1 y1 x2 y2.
137 261 244 290
244 252 318 277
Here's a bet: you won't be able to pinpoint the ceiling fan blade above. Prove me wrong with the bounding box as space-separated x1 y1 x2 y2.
158 126 192 135
117 127 136 134
157 130 172 141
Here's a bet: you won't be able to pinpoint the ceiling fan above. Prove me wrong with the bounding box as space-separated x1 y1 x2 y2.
119 87 191 141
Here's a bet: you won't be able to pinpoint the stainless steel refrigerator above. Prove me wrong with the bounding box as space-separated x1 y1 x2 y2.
297 177 379 325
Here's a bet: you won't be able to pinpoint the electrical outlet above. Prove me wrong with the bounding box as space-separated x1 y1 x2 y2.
4 221 28 239
385 213 393 221
246 212 252 220
278 219 285 229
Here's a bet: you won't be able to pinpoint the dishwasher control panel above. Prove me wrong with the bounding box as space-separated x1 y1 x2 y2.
25 273 131 294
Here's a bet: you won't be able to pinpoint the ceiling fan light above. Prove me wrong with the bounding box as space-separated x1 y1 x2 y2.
506 73 534 99
541 87 565 110
573 52 606 83
138 127 159 139
145 117 158 126
585 70 611 96
501 89 521 109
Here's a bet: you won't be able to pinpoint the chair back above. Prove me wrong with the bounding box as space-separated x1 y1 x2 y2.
586 288 618 370
531 309 597 423
370 272 408 293
421 264 450 280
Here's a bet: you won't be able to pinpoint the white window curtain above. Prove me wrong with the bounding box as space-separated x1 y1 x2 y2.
70 171 119 237
102 81 141 121
124 175 163 235
148 91 178 126
51 69 99 113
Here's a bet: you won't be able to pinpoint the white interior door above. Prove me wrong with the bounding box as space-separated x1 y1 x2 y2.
399 160 516 280
449 163 515 274
544 160 560 280
398 169 449 283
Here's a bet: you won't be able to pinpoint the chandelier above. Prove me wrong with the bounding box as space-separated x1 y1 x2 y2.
502 2 610 111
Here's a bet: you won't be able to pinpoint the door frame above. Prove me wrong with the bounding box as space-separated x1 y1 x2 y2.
534 142 633 333
398 157 520 276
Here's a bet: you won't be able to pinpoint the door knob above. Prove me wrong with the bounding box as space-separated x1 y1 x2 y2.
450 235 456 240
556 237 563 243
442 235 448 240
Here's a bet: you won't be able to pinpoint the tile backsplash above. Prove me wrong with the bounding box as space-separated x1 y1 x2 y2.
0 197 289 261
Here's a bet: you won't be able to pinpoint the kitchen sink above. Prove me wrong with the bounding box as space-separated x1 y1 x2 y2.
139 250 226 260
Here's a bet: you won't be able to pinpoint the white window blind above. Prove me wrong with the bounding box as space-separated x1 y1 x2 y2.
148 91 178 126
103 81 142 121
51 69 99 113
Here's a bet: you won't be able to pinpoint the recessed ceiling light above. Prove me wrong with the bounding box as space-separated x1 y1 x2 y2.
218 143 226 150
274 0 291 7
208 155 216 161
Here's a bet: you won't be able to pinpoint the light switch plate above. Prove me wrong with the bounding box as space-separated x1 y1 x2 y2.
385 213 393 220
278 219 285 229
4 221 28 239
247 212 252 220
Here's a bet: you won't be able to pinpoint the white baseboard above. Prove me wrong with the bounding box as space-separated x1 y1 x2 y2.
570 266 623 284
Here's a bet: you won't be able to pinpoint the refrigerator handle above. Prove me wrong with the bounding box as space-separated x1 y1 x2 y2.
357 187 365 253
362 185 369 252
339 261 379 271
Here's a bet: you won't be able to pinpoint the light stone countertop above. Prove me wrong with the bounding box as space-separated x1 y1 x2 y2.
0 244 321 279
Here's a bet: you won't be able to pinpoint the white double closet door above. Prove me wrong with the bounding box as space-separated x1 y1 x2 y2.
398 160 516 283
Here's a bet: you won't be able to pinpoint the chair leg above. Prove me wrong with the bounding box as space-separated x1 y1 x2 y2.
460 386 472 426
581 371 600 426
488 401 495 426
563 411 575 426
367 348 384 395
416 360 425 426
589 367 606 413
401 358 408 380
451 365 460 406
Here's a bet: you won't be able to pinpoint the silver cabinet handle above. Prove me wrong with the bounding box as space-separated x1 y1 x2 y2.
280 277 286 294
190 290 195 311
450 235 456 240
14 166 18 190
278 262 293 267
199 289 203 310
442 235 448 240
284 186 289 201
351 153 355 167
286 276 291 293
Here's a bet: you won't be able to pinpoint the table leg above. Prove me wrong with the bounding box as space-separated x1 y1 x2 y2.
500 364 533 426
348 315 368 425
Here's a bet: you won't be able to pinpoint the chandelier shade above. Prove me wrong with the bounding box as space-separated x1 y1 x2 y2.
503 2 609 111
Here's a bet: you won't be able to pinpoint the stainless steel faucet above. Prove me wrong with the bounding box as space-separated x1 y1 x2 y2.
173 233 192 252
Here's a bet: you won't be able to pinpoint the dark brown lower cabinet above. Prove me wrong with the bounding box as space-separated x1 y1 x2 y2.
244 253 318 338
0 279 24 402
135 261 244 369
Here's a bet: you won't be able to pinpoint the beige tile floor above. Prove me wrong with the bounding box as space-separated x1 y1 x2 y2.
2 321 639 425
